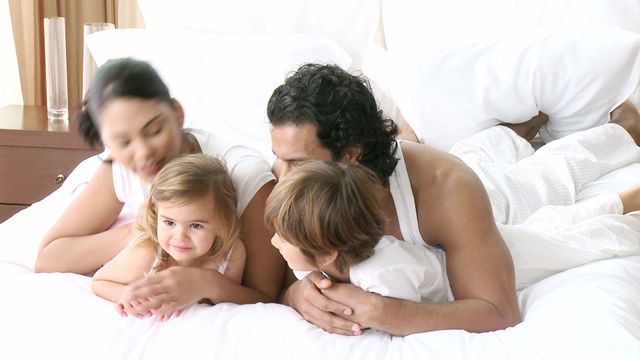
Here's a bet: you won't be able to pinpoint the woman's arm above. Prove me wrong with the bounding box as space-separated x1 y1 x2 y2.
36 163 131 274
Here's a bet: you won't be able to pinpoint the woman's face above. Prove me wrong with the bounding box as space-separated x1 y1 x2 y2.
99 98 184 183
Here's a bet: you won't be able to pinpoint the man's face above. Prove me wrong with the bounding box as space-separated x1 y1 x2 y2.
270 122 334 179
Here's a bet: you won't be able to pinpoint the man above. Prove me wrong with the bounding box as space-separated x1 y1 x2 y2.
267 63 640 336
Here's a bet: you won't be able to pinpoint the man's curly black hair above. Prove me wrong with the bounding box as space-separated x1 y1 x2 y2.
267 63 398 183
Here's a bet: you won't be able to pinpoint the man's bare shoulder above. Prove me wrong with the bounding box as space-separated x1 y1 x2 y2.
399 141 496 246
400 141 477 193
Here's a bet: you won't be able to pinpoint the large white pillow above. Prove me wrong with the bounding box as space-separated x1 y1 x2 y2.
86 29 351 162
136 0 383 71
381 0 640 53
362 25 640 150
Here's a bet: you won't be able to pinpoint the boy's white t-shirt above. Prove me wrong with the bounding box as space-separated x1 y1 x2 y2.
294 235 451 304
111 129 275 217
349 235 450 303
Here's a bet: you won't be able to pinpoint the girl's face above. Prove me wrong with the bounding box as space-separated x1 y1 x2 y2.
270 233 317 271
156 196 218 266
99 97 184 183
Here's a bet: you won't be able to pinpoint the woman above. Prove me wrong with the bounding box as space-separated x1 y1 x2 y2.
36 58 285 313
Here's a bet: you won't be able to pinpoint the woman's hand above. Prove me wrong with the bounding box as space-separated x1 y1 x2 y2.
123 267 206 314
285 271 363 336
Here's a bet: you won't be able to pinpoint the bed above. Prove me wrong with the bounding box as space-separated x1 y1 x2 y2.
2 1 640 359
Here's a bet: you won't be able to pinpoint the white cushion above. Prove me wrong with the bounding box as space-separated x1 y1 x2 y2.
381 0 640 53
136 0 383 71
362 25 640 150
86 28 351 162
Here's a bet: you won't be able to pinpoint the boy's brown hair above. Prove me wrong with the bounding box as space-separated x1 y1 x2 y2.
265 161 385 272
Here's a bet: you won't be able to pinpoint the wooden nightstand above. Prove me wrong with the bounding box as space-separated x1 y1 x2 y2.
0 105 101 223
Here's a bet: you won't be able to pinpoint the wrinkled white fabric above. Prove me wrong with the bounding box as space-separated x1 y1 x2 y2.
451 124 640 224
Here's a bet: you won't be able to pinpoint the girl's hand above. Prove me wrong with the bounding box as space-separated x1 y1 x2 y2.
124 266 206 313
155 308 185 322
115 297 153 318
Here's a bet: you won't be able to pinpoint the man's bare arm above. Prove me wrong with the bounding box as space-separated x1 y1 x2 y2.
334 143 520 335
320 167 520 335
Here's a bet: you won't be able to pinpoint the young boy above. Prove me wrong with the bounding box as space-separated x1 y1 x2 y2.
264 160 451 304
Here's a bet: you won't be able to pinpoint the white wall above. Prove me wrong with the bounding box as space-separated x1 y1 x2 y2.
0 0 23 107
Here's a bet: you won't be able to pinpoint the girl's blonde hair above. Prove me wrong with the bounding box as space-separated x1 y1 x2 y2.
264 161 385 273
140 154 240 270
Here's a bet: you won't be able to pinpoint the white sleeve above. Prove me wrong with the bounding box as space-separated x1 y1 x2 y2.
222 145 275 215
351 263 425 303
349 237 448 303
111 161 148 211
193 129 275 215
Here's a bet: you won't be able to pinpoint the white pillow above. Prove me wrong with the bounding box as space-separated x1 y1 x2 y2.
136 0 384 71
362 25 640 150
381 0 640 53
86 29 351 162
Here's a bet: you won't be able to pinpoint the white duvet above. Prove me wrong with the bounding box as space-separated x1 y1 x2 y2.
1 155 640 360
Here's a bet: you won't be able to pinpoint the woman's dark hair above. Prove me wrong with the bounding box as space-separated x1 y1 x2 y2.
266 63 398 183
75 58 172 147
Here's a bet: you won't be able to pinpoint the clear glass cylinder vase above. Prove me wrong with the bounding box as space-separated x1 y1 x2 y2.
43 17 68 120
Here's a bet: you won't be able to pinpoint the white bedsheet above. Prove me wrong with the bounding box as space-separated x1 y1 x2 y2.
1 155 640 359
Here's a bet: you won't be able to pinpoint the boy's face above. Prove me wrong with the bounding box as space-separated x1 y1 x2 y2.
270 233 317 271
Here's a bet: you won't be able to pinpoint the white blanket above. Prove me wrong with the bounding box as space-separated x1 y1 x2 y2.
1 155 640 359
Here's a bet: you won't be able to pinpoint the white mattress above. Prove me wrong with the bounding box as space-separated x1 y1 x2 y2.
1 155 639 359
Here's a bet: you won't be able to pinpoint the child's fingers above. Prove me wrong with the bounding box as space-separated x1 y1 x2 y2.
131 299 153 317
115 303 127 317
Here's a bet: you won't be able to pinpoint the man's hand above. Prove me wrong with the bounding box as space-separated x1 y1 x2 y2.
123 267 205 314
320 283 382 332
285 271 362 335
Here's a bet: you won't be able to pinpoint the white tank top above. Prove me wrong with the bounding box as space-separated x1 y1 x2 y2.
388 142 453 300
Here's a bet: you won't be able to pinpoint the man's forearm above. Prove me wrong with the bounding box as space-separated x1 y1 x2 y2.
370 296 521 336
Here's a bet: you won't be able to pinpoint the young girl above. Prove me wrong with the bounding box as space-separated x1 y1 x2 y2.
265 161 640 315
92 154 245 321
37 58 283 315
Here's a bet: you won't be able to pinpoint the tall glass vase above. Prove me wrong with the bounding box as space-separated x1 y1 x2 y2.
82 22 115 97
43 17 68 121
